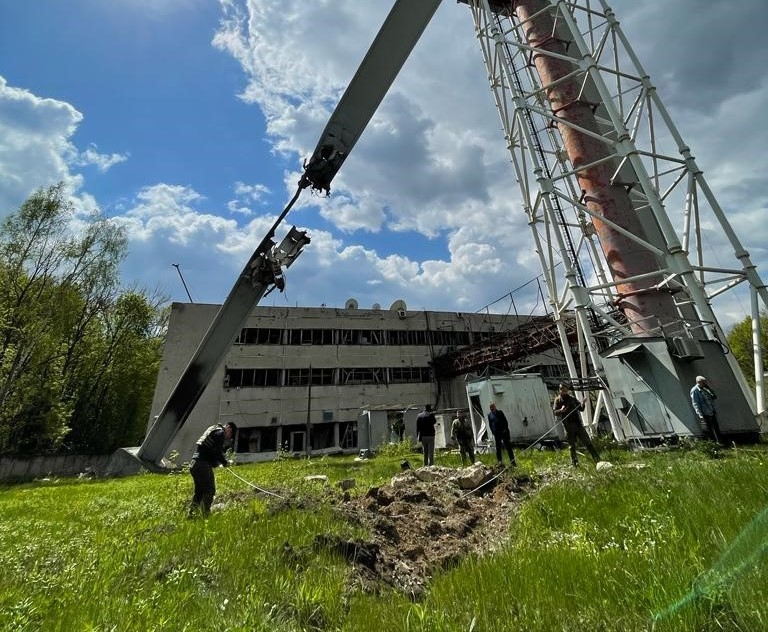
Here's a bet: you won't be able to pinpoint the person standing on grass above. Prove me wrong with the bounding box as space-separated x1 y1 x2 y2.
416 404 437 466
189 421 237 517
553 383 600 467
451 411 476 466
487 403 517 467
690 375 723 444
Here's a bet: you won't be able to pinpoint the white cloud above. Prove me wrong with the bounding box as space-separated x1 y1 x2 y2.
73 144 129 172
234 181 270 202
0 75 84 216
226 181 272 216
117 184 231 246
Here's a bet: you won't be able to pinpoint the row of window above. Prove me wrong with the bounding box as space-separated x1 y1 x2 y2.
225 366 433 388
234 422 358 453
235 327 485 347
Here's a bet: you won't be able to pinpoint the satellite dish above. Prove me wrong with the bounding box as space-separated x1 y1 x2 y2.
372 303 381 310
390 299 407 319
345 298 358 310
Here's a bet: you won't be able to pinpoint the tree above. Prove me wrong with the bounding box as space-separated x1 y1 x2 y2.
726 312 768 389
65 291 167 453
0 184 165 455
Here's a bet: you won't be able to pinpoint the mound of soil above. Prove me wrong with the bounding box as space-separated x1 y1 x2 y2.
318 464 537 599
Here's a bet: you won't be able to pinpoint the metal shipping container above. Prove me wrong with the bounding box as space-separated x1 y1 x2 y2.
465 375 564 447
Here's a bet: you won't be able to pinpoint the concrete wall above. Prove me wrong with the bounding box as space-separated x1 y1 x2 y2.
0 454 111 481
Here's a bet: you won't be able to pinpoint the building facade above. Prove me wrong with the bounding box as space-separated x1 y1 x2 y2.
148 301 560 463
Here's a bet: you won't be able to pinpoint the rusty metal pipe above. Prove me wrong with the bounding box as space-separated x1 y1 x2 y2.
512 0 679 335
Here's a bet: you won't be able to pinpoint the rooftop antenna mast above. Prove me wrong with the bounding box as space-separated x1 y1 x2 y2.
172 263 194 303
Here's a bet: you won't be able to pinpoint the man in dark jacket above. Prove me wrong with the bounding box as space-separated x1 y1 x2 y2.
416 404 437 466
690 375 722 443
553 383 600 466
487 403 517 466
189 422 237 517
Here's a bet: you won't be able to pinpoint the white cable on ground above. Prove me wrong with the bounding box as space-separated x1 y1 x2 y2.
223 466 286 500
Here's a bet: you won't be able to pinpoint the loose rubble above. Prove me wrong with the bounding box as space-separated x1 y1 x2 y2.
319 463 536 599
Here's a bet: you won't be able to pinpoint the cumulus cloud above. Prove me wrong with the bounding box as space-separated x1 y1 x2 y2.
0 75 84 216
118 184 230 245
73 144 129 172
226 181 272 216
234 181 270 202
209 0 536 312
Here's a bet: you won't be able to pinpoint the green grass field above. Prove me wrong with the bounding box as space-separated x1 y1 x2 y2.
1 442 767 631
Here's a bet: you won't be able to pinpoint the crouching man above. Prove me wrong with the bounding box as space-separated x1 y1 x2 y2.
189 421 237 517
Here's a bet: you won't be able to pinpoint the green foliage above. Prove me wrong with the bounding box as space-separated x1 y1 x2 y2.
2 449 768 631
0 184 166 455
726 312 768 388
374 438 419 459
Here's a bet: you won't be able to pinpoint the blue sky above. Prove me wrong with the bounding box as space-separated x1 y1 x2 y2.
1 1 272 224
1 0 767 327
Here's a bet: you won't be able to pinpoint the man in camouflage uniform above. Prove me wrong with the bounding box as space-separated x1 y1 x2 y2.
189 422 237 517
553 384 600 467
451 411 476 466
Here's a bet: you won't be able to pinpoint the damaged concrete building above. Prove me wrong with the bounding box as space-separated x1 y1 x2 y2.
148 301 566 463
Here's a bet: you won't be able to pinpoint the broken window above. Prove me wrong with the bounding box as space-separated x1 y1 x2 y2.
286 368 310 386
339 367 384 385
285 329 334 344
236 328 283 344
391 366 431 383
236 427 276 453
311 368 335 385
224 368 282 387
310 423 335 449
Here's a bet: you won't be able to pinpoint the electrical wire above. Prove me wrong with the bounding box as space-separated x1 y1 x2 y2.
223 466 286 500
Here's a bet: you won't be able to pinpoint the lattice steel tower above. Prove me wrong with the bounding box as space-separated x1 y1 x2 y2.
461 0 766 441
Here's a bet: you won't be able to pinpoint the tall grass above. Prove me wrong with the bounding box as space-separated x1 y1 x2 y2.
1 444 767 631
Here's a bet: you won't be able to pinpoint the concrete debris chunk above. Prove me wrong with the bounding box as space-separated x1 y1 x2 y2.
596 461 614 471
453 463 494 490
304 474 329 484
413 467 444 483
390 471 418 489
